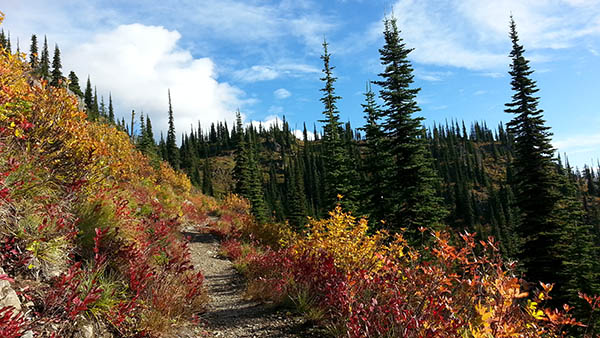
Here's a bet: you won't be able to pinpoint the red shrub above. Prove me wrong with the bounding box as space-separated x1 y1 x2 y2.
0 306 27 338
220 239 242 260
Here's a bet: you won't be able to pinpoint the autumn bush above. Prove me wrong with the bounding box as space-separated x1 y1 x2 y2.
0 13 210 336
232 205 591 337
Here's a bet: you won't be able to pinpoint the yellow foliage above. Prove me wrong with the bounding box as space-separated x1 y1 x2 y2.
286 205 389 273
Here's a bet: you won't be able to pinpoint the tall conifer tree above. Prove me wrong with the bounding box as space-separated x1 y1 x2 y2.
374 17 446 232
359 83 394 225
0 30 6 50
67 71 83 97
29 35 38 70
166 90 179 169
50 44 62 86
504 17 561 285
108 93 115 123
318 40 358 213
39 36 50 80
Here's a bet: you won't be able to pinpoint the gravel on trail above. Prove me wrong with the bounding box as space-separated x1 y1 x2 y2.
180 223 327 338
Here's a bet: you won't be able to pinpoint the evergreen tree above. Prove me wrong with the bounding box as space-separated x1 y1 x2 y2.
504 17 561 285
67 71 83 97
359 83 394 225
158 132 167 161
374 17 446 233
29 34 38 70
5 32 10 53
50 44 63 86
99 96 106 118
108 93 115 123
318 40 358 213
286 156 308 229
39 36 50 80
166 90 179 169
0 30 6 51
93 87 99 114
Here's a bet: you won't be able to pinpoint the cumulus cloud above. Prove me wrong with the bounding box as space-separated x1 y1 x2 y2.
63 24 249 139
274 88 292 99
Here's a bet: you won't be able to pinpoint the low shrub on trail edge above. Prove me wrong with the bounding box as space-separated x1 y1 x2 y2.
0 12 209 336
226 205 600 337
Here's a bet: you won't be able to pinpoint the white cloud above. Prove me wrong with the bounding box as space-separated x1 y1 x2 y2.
233 63 320 83
415 69 453 82
554 133 600 152
63 24 249 139
274 88 292 99
355 0 600 71
233 66 280 82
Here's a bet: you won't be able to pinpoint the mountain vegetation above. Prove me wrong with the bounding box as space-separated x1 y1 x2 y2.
1 10 600 338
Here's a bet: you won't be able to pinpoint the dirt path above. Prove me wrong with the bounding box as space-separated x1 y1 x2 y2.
181 223 324 338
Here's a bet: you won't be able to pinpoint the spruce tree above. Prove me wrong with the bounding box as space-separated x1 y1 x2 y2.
84 76 95 120
39 36 50 80
318 40 358 213
504 17 561 285
108 93 115 123
373 17 446 232
166 90 179 169
0 30 6 51
50 44 63 86
29 35 38 70
67 71 83 97
99 96 106 118
359 83 394 225
286 156 308 229
5 32 10 53
93 87 99 114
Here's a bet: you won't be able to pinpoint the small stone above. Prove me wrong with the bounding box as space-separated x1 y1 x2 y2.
0 267 21 310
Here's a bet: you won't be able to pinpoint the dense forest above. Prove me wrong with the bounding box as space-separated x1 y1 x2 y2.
2 10 600 337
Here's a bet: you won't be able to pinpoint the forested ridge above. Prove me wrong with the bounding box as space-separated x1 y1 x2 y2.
2 10 600 337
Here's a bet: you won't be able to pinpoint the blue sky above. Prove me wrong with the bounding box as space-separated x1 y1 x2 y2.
2 0 600 168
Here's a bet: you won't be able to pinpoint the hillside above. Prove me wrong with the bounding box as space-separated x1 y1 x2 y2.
0 19 217 335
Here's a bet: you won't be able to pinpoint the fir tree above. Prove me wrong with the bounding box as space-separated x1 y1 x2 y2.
318 40 358 213
166 90 179 169
50 44 63 86
233 118 268 222
5 32 11 53
504 17 561 285
0 30 6 50
39 36 50 80
93 87 99 114
286 156 307 229
67 71 83 97
29 34 38 70
99 96 106 118
359 83 394 225
374 17 446 233
108 93 115 123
